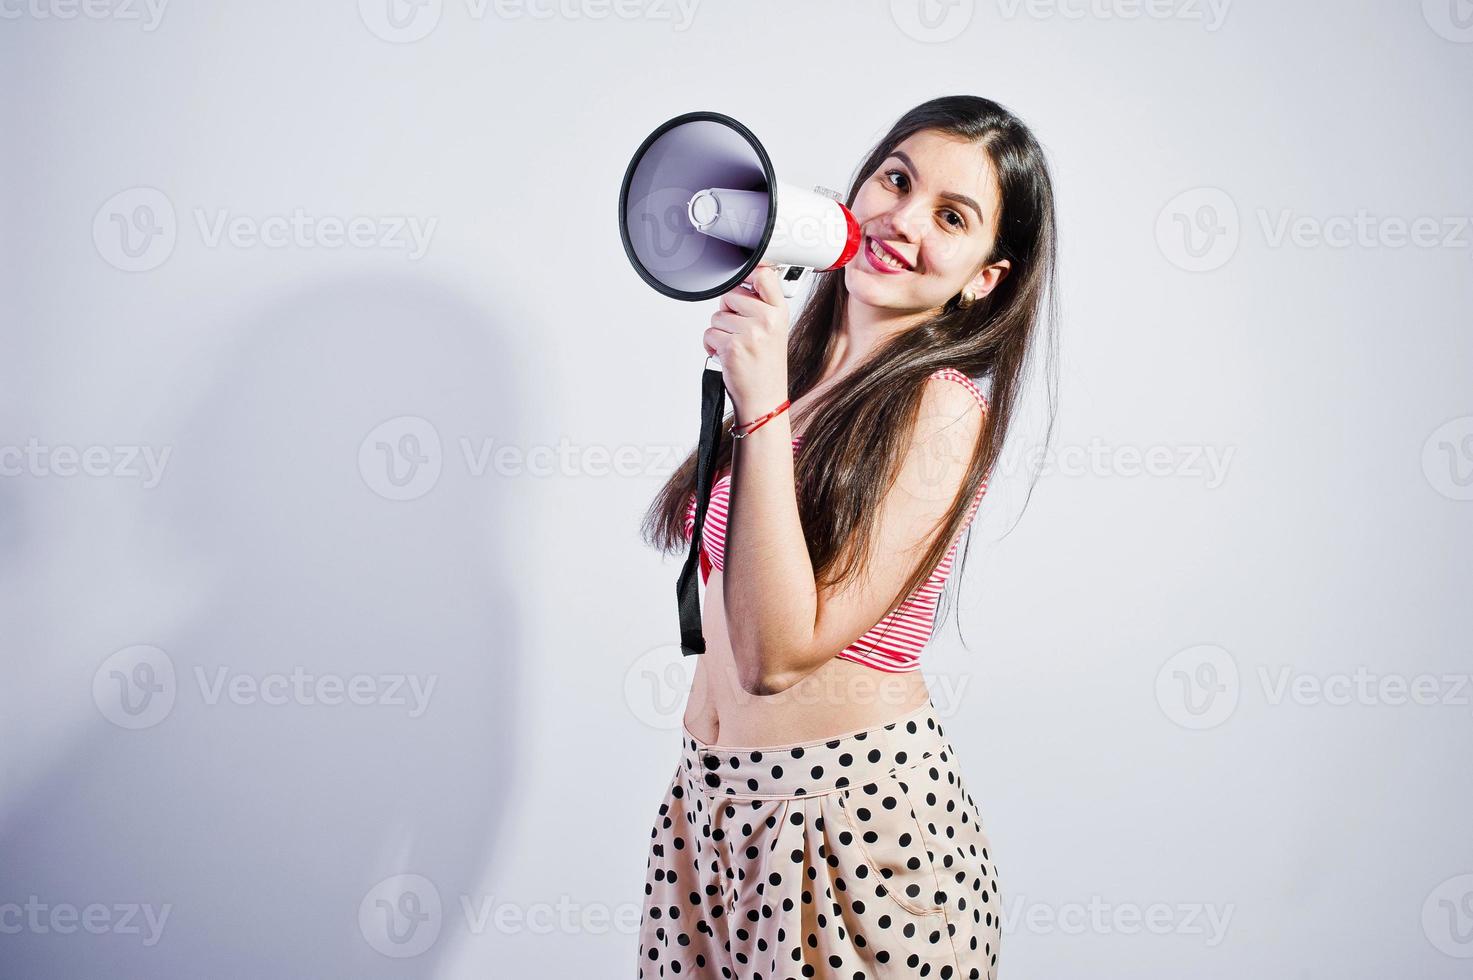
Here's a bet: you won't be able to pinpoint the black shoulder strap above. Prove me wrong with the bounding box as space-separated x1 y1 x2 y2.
676 363 726 656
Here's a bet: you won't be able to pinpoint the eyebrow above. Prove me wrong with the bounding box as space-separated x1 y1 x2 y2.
887 150 986 227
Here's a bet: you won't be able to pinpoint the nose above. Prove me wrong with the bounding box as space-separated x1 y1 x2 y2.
884 196 927 243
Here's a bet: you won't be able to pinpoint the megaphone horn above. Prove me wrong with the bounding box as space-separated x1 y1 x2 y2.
619 111 862 302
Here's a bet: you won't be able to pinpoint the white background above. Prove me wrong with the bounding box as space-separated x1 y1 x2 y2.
2 0 1470 977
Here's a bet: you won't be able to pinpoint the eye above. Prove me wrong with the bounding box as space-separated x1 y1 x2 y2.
881 169 966 231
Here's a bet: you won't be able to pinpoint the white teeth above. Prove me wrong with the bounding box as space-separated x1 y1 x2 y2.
868 236 907 270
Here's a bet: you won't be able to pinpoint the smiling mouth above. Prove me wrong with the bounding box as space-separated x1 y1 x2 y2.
865 235 913 272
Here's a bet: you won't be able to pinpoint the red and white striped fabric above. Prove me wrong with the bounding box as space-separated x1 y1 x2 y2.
682 367 990 673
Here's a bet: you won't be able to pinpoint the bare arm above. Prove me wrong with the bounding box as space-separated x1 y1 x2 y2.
722 374 985 694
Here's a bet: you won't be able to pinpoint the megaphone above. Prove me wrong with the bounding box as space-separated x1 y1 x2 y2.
620 110 862 659
618 110 862 302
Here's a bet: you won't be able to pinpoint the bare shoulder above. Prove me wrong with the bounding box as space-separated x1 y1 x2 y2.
911 370 987 457
867 372 986 545
922 367 989 418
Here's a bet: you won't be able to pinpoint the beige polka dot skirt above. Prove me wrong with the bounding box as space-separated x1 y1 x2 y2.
637 698 1002 978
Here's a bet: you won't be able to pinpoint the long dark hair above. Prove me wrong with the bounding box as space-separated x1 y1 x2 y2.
641 94 1060 635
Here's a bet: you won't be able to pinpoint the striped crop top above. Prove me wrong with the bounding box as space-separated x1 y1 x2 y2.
682 367 992 673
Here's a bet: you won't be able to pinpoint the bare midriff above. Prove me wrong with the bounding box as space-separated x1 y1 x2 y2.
681 570 931 746
680 386 933 746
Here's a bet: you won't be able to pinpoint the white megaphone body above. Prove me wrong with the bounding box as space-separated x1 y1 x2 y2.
619 111 862 303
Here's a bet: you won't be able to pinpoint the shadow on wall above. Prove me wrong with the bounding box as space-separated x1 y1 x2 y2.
0 275 524 979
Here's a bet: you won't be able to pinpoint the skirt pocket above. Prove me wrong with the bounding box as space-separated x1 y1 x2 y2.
834 766 946 918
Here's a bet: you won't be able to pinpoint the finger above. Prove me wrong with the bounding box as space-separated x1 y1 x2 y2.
744 263 784 307
740 260 778 286
718 285 764 316
703 324 732 358
707 310 740 335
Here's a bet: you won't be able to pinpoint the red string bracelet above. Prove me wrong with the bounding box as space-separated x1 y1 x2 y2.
729 399 791 439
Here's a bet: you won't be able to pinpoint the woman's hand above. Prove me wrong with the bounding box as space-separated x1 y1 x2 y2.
704 262 791 421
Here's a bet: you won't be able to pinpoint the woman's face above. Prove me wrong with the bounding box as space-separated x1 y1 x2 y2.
843 129 1010 315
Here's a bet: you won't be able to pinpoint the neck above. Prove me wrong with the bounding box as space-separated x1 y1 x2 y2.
826 293 933 379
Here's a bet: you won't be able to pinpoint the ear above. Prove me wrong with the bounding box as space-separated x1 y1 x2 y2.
967 258 1011 300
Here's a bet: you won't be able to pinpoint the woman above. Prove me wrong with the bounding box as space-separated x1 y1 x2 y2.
637 94 1058 980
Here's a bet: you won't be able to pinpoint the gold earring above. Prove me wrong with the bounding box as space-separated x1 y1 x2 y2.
960 288 977 306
